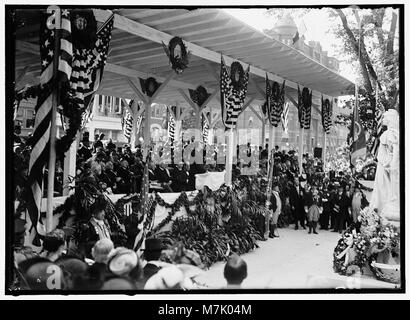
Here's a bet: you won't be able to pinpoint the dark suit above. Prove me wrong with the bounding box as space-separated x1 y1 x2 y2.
155 167 172 184
171 168 189 192
289 185 306 228
155 167 173 192
333 192 351 232
319 190 331 229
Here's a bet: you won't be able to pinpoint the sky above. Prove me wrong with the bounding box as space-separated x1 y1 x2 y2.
222 8 357 82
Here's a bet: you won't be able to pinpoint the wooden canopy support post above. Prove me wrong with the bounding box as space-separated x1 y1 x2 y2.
225 129 235 186
299 127 304 175
239 97 255 116
249 105 262 122
127 78 148 104
46 7 62 233
63 135 78 196
149 72 175 104
323 133 327 170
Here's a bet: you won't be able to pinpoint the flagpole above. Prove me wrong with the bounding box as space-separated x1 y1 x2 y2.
299 127 304 176
46 8 61 234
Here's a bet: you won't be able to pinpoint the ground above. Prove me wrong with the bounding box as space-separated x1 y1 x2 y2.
196 226 399 289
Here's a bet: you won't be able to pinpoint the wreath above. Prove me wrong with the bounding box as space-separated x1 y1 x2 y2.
230 61 245 92
70 9 97 51
188 85 210 107
162 36 190 74
139 77 161 98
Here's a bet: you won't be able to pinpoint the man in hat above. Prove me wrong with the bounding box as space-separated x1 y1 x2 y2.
288 177 306 230
141 238 164 285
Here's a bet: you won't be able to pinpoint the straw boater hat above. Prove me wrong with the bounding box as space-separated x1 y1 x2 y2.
108 247 138 276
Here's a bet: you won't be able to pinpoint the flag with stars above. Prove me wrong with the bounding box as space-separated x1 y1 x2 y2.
27 9 73 245
220 55 250 130
122 100 134 142
70 12 114 111
266 75 286 127
321 96 333 134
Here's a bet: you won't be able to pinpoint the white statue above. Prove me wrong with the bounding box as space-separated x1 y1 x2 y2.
370 108 400 226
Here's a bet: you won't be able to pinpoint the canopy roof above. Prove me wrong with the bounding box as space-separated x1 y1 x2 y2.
15 8 354 109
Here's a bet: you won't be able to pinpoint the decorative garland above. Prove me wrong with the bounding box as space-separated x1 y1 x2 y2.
139 77 162 97
188 85 210 107
162 36 190 74
230 61 246 93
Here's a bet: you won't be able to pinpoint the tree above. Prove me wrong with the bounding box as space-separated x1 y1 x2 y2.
266 7 399 111
330 7 399 111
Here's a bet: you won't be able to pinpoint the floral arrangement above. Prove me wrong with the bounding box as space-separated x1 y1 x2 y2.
333 207 400 280
324 146 351 174
333 226 370 275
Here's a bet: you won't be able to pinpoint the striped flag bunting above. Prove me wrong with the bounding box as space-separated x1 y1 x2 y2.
167 110 176 143
266 75 286 127
321 96 333 134
281 101 289 134
297 86 313 129
70 12 114 111
122 101 134 142
220 55 250 130
202 113 210 144
133 151 154 255
370 107 386 157
27 9 73 244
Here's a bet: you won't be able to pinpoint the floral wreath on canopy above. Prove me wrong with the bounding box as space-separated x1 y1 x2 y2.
162 36 190 74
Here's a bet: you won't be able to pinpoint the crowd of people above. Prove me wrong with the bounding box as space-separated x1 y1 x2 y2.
13 129 372 291
12 212 249 290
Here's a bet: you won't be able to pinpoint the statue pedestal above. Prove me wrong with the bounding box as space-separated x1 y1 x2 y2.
381 201 400 228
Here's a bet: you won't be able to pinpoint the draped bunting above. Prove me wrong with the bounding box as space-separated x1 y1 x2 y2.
321 96 333 134
266 75 286 127
297 86 313 129
220 56 250 130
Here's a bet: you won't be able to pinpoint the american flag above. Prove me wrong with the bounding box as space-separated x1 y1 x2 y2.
27 9 73 244
281 101 289 134
70 13 114 111
133 150 154 255
370 107 386 157
122 100 134 142
298 86 313 129
266 75 285 127
220 55 249 130
321 96 333 134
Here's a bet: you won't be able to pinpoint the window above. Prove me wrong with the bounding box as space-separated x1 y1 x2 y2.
26 110 34 119
26 118 34 128
17 108 24 117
